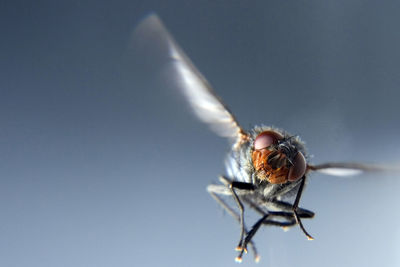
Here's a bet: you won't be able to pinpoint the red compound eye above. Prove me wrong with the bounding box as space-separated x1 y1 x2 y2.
288 152 307 181
254 131 283 150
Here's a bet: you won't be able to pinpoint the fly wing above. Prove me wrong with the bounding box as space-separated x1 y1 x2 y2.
308 162 400 176
132 13 248 144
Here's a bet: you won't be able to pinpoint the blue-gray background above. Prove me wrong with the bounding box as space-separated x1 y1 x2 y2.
1 1 400 267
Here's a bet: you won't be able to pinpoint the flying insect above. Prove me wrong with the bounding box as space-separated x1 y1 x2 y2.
133 14 398 262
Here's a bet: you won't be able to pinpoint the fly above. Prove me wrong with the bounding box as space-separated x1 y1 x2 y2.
133 13 399 263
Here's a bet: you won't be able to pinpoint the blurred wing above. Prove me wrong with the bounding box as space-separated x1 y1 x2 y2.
308 162 400 177
132 13 247 143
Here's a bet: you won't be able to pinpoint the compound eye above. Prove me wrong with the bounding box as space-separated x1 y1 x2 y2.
254 131 282 150
288 152 307 181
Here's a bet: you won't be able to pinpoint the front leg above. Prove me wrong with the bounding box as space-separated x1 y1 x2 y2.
293 176 314 240
207 187 259 262
219 176 255 262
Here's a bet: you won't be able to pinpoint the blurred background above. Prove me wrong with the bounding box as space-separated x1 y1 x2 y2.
1 1 400 266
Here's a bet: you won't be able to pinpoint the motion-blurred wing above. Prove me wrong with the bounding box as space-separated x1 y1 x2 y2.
308 162 400 176
133 13 247 143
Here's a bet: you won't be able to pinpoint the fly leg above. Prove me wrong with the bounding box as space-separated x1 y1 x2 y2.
237 198 305 256
269 199 315 219
237 213 293 254
236 213 269 261
207 185 259 262
234 193 316 259
293 176 314 240
218 176 255 262
242 196 314 219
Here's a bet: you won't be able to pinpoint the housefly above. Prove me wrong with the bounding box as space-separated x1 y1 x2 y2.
133 13 398 262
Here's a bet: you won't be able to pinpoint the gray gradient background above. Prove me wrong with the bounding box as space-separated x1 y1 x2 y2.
1 1 400 267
